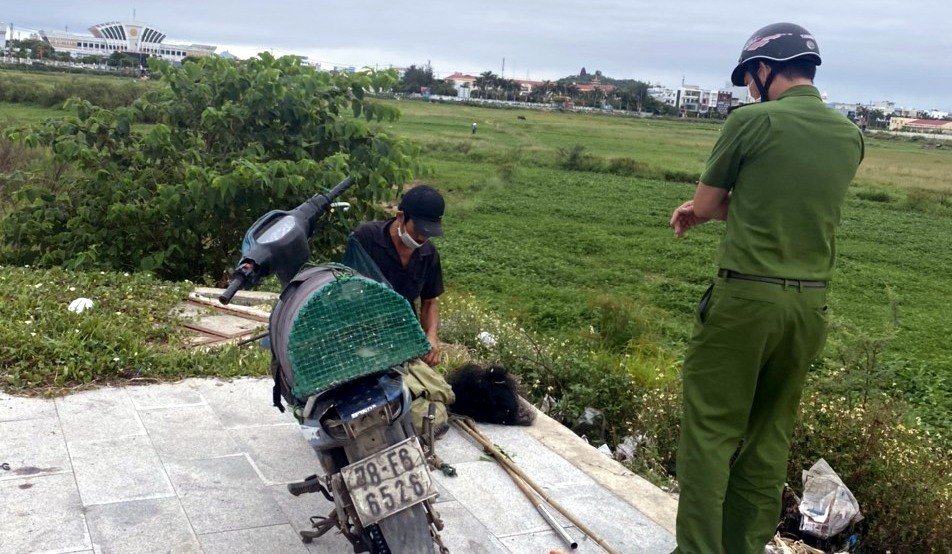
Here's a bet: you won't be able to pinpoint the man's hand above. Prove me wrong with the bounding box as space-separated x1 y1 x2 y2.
669 200 710 238
423 335 442 366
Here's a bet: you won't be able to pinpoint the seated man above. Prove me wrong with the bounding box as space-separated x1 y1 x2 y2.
352 185 445 365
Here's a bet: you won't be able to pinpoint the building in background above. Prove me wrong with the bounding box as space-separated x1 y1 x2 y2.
38 20 215 62
676 84 701 113
574 78 616 95
648 84 677 107
889 117 952 133
827 102 859 119
514 79 543 95
445 72 477 98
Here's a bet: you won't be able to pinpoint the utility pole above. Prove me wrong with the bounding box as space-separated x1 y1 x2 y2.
501 57 505 77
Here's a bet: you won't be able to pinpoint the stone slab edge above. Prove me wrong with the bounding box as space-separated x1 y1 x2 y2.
524 408 678 535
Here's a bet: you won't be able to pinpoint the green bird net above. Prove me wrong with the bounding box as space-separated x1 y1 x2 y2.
272 265 431 399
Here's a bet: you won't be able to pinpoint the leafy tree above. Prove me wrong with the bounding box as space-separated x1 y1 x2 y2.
396 64 435 94
1 54 421 280
107 51 140 68
80 55 106 65
473 71 498 98
428 79 457 96
10 39 54 59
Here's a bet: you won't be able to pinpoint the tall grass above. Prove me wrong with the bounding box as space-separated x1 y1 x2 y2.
0 70 150 109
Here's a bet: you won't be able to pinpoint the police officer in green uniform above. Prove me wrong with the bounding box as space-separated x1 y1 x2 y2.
668 23 864 554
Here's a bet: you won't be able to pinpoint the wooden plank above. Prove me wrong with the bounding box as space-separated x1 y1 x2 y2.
186 293 271 323
181 321 238 339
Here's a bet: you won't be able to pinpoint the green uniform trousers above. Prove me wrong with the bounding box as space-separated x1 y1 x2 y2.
674 276 829 554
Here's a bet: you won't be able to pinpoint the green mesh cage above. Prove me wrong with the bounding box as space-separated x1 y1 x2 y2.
286 274 430 398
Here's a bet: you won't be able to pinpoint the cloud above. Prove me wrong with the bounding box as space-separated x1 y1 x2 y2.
5 0 951 109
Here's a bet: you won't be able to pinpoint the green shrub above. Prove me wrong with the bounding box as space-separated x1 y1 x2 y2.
556 144 604 172
0 136 68 212
439 293 678 444
440 294 950 548
904 188 948 213
1 54 420 281
662 169 698 184
588 296 663 353
855 189 893 203
0 72 149 109
605 156 651 177
495 147 523 182
0 265 269 390
788 391 950 552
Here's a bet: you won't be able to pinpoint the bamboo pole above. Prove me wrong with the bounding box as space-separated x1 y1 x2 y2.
454 419 619 554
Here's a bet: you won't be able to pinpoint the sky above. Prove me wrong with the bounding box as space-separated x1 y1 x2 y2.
4 0 951 111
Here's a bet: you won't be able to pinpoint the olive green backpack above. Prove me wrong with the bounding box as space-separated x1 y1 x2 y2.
403 360 455 435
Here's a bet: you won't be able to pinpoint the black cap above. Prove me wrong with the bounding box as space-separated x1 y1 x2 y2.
399 185 444 237
731 23 822 86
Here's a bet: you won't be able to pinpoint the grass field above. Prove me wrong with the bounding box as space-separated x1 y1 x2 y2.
370 99 952 431
0 68 151 110
0 102 70 125
0 95 949 431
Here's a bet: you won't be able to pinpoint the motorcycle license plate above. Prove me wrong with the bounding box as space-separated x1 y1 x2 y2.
341 437 437 525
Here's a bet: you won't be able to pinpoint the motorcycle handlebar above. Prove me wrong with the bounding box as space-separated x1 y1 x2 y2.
219 273 246 305
220 176 356 304
306 177 355 216
325 176 355 202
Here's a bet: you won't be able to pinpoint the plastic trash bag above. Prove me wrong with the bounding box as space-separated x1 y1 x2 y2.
798 459 863 538
476 331 498 348
68 298 94 313
614 434 642 463
573 407 606 442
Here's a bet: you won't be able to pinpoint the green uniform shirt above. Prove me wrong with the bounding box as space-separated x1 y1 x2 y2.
700 85 864 281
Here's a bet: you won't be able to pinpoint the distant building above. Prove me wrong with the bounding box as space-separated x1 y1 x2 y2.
513 79 543 95
827 102 859 119
445 72 477 98
574 78 615 94
648 84 677 106
445 73 477 87
38 20 215 62
889 117 952 133
676 85 701 113
871 100 896 113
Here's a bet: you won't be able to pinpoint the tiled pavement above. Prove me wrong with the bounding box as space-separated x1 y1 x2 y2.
1 378 675 554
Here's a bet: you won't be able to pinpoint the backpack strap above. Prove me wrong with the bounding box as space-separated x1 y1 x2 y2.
270 355 285 413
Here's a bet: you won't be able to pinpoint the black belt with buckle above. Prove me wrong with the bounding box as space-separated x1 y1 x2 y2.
718 269 826 289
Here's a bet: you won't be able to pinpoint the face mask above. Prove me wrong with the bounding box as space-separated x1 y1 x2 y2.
398 222 424 250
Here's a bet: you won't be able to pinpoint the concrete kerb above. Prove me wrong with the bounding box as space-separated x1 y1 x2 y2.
524 409 678 536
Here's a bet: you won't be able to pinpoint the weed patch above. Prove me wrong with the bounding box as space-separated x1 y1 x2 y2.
0 266 268 392
855 189 893 203
0 70 150 109
556 144 604 172
606 156 652 177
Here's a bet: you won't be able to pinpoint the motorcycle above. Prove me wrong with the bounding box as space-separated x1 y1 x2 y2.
220 177 447 553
